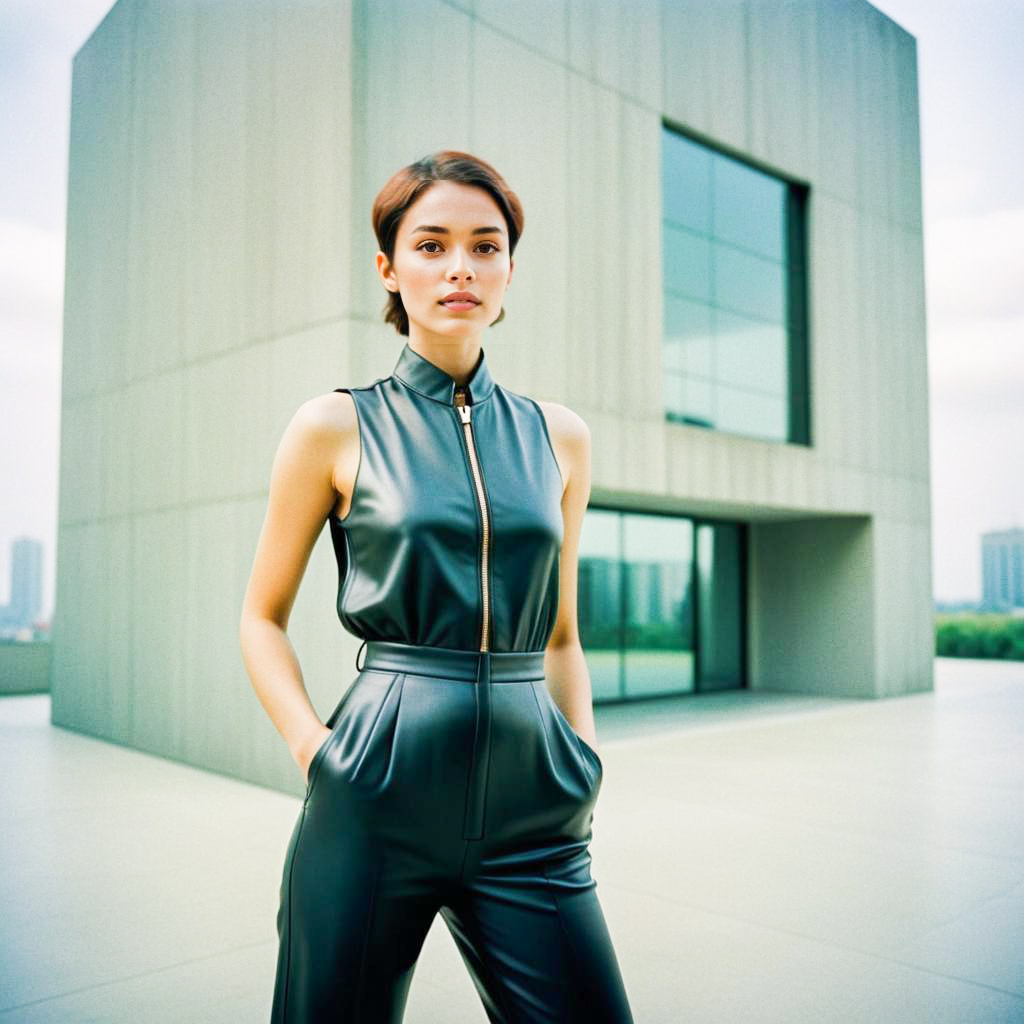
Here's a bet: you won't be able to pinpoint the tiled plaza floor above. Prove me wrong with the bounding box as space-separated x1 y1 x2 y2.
2 657 1022 1022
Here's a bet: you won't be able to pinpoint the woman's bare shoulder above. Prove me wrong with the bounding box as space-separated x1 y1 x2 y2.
290 389 359 441
532 399 590 445
531 399 591 492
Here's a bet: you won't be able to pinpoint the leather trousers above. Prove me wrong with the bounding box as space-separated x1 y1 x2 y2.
271 640 634 1023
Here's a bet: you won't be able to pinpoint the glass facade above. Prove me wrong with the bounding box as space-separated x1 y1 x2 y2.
661 124 809 444
579 508 745 701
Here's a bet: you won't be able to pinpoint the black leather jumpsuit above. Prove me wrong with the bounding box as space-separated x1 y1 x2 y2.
271 342 634 1023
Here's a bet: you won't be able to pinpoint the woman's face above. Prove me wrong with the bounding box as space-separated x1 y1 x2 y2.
378 179 514 344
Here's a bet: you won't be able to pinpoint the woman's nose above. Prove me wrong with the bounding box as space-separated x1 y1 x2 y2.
446 247 475 279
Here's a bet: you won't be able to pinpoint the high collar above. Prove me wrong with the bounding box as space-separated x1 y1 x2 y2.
392 341 496 405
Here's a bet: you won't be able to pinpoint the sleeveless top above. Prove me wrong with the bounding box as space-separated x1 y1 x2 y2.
329 341 565 653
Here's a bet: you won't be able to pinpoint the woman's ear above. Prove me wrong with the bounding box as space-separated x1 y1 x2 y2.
376 251 399 292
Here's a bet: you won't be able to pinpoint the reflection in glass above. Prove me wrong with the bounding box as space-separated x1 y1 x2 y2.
662 371 685 414
696 522 743 691
577 509 622 700
712 157 786 260
683 376 715 426
713 310 786 394
660 123 805 444
622 514 694 696
716 386 787 440
664 295 713 377
662 130 712 234
712 243 785 323
663 224 711 303
578 508 745 702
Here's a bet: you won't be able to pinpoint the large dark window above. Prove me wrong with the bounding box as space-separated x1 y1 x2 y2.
578 508 745 701
661 123 809 444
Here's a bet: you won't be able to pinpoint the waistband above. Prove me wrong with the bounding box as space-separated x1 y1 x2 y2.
358 639 546 682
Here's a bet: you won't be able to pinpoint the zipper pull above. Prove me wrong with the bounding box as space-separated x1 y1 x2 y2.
454 386 471 421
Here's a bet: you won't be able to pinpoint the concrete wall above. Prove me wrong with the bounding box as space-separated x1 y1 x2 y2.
0 642 51 695
55 0 357 790
54 0 931 793
648 0 932 699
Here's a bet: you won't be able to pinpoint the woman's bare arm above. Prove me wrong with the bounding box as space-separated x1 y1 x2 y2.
538 401 600 753
238 393 353 779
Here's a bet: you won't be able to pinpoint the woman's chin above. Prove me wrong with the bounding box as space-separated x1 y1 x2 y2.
412 315 485 340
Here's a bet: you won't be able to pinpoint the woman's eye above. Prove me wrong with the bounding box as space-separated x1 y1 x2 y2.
416 241 499 254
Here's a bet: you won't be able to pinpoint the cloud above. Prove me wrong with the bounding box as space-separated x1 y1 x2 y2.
0 216 64 615
930 399 1024 601
924 168 986 213
922 204 1024 600
928 314 1024 412
0 0 111 49
928 309 1024 601
925 207 1024 322
0 218 65 358
924 206 1024 424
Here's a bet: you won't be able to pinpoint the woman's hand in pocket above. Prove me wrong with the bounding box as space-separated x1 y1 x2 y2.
295 723 333 784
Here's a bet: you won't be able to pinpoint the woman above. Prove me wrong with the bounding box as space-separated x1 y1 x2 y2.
239 150 634 1023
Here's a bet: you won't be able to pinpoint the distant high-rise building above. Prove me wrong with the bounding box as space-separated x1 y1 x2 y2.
981 529 1024 610
4 538 44 628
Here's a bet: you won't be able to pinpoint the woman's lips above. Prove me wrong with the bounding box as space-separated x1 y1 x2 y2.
441 300 479 311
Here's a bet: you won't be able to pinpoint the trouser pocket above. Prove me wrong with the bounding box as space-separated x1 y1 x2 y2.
306 671 404 802
303 682 359 802
533 681 604 793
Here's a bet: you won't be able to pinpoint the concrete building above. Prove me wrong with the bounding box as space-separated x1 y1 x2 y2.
54 0 932 792
0 537 44 632
982 528 1024 611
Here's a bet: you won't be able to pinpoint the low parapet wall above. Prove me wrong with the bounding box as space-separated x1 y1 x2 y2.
0 641 51 695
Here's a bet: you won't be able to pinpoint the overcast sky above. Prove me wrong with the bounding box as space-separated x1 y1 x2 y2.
1 0 1022 618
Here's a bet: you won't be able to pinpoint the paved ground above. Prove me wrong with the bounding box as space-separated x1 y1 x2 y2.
1 657 1022 1023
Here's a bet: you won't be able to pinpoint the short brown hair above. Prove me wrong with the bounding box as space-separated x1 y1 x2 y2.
371 150 525 336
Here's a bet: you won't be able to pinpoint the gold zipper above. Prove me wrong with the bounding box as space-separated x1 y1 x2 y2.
454 386 491 651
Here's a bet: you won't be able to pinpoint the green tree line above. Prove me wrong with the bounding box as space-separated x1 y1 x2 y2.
936 613 1024 660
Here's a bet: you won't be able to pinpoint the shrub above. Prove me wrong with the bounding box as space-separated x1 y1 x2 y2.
935 613 1024 660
